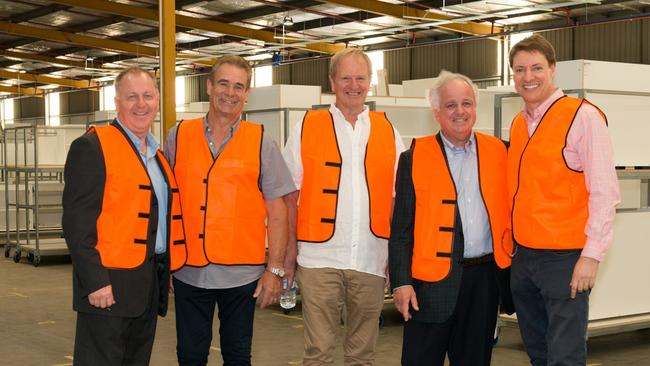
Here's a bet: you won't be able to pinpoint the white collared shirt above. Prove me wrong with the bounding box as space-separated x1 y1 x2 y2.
282 104 405 278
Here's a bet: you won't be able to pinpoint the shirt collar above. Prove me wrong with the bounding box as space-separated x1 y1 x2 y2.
521 88 564 121
329 103 370 125
440 131 476 154
204 114 240 134
115 118 159 157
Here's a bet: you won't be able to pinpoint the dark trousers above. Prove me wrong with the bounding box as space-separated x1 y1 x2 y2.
73 264 159 366
402 262 499 366
174 277 258 366
511 246 589 366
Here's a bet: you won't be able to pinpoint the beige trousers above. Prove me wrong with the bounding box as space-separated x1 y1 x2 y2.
297 266 385 366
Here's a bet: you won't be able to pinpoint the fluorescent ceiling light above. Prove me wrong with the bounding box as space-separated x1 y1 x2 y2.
273 35 309 41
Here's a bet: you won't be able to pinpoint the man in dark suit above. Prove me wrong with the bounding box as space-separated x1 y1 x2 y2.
389 70 513 366
63 66 186 366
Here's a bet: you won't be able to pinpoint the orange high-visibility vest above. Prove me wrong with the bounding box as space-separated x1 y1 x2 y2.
297 109 396 242
507 96 607 250
174 117 267 266
93 124 187 271
411 133 512 282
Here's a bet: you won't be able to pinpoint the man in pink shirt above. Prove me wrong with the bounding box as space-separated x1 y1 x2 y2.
507 34 620 366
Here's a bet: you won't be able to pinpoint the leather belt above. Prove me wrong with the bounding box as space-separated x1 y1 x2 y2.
462 253 494 267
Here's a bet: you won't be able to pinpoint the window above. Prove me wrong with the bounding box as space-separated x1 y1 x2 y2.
100 84 115 110
176 76 186 105
2 98 13 125
46 92 60 126
253 66 272 88
367 50 384 88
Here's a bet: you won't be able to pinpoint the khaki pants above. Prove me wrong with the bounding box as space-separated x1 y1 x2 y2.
297 266 385 366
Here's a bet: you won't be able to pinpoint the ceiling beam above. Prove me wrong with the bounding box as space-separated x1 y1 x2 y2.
0 5 118 51
0 21 159 58
320 0 502 35
47 0 345 54
0 49 108 70
0 69 98 88
0 84 43 96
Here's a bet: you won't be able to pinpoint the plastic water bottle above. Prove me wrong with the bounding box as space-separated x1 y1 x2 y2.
280 278 297 310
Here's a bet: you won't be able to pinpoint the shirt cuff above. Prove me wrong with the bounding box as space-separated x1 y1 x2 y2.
580 238 608 262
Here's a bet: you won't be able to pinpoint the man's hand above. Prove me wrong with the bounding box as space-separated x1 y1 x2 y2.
253 271 282 308
393 285 419 321
570 256 600 299
88 285 115 309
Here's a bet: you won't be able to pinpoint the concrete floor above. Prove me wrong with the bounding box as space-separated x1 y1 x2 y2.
1 254 649 366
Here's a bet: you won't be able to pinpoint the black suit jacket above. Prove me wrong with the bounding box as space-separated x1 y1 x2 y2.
62 122 171 318
388 134 513 324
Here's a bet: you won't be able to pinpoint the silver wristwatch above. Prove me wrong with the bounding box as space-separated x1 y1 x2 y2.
267 267 285 278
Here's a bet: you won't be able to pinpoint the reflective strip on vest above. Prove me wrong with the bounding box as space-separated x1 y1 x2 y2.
297 110 396 242
94 124 186 270
174 117 266 266
507 96 605 250
412 133 511 283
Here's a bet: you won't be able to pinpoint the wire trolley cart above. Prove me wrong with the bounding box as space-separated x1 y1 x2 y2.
3 124 70 266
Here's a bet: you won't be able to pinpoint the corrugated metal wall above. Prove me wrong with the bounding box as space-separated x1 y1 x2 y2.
644 19 650 64
385 38 498 82
14 97 44 119
184 75 201 103
272 64 292 84
384 48 410 84
61 90 99 115
539 28 574 62
575 21 642 63
459 39 498 78
411 42 460 79
292 58 330 90
276 19 650 88
272 58 330 91
198 74 210 102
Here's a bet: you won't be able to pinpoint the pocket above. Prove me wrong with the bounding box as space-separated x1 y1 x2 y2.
539 251 580 299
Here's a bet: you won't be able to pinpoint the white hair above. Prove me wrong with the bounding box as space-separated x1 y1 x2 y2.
426 70 479 111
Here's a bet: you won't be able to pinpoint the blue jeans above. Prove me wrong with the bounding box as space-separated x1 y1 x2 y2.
511 246 589 366
174 277 258 366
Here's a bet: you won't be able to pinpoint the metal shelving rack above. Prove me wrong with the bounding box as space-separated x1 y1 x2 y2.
3 124 67 266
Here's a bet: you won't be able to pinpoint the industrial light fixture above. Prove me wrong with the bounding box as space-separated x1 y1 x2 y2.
283 16 294 26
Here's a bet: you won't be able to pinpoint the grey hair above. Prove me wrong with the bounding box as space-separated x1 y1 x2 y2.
329 48 372 79
426 70 479 111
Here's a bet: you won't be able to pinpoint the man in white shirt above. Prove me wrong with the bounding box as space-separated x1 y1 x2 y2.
283 48 405 365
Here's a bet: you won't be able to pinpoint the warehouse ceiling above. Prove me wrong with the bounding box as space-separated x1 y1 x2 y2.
0 0 648 96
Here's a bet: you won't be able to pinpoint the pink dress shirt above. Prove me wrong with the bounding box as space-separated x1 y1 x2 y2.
520 89 620 262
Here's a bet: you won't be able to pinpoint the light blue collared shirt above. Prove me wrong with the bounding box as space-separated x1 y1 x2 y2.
116 119 168 254
440 132 493 258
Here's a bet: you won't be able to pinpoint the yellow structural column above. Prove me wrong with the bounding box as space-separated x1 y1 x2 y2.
159 0 176 142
